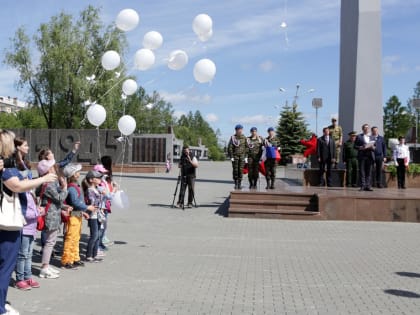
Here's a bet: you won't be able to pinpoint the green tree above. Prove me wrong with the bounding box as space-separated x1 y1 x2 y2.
124 88 174 134
383 95 412 140
408 81 420 141
0 113 21 129
4 6 127 129
407 81 420 113
276 102 309 163
16 107 48 128
174 110 224 160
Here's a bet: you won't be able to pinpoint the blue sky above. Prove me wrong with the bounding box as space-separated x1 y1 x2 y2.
0 0 419 142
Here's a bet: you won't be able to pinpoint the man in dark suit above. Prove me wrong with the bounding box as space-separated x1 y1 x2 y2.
354 124 375 191
317 127 336 187
371 126 386 188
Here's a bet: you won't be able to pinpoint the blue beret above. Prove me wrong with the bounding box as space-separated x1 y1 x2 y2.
250 127 257 132
235 124 243 130
267 127 275 132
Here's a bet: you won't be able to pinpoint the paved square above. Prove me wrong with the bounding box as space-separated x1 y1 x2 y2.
8 162 420 314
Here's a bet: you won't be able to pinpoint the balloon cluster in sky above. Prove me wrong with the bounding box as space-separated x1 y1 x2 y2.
88 8 217 135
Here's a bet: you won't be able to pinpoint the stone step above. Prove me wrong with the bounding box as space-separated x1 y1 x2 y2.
230 192 317 203
229 199 316 211
229 209 321 220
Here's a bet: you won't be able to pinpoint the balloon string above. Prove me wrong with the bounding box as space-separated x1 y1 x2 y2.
143 71 167 87
97 65 134 102
91 27 117 83
96 127 102 162
117 138 127 189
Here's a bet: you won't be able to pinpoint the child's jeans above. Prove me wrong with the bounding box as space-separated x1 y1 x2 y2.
16 234 34 281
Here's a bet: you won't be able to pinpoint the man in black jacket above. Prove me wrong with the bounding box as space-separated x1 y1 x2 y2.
317 127 336 187
354 124 375 191
371 126 386 188
177 145 199 208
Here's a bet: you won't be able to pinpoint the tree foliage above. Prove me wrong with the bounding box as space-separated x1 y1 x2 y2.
276 103 310 163
174 110 224 160
383 95 412 140
124 88 174 134
0 107 47 129
4 6 127 129
408 81 420 140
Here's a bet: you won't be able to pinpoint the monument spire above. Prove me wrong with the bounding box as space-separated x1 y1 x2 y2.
339 0 383 134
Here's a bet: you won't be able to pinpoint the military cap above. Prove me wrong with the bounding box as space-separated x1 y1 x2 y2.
267 127 275 132
235 124 243 130
250 127 257 132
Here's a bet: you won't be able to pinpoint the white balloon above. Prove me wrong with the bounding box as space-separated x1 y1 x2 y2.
87 104 106 127
198 28 213 42
101 50 121 71
134 49 155 71
167 50 189 71
192 14 213 37
112 190 130 210
193 59 216 83
118 115 137 136
115 9 139 32
281 21 287 28
143 31 163 50
122 79 138 96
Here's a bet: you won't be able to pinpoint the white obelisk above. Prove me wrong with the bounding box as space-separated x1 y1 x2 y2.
339 0 383 134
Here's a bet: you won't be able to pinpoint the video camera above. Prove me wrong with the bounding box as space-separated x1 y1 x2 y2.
180 152 190 165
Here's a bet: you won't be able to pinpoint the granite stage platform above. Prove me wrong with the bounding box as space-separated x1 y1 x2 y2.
228 181 420 222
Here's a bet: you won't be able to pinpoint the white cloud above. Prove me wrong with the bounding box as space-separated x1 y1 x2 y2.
206 113 219 122
382 55 409 75
232 114 279 125
173 110 186 119
160 89 212 106
141 0 341 70
259 60 275 73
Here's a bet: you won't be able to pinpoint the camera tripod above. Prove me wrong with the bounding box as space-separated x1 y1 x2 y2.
171 170 197 210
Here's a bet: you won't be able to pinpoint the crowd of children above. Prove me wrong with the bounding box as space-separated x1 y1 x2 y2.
12 138 117 291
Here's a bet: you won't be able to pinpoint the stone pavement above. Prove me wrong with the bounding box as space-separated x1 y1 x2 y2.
7 162 420 314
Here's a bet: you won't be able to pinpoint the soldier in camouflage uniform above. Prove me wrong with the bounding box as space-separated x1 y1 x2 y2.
228 124 248 189
247 127 263 189
264 127 280 189
328 118 343 167
343 131 359 187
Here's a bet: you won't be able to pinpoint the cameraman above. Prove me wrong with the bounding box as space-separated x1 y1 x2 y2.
176 145 198 209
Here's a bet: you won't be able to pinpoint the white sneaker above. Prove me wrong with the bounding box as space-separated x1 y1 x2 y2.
48 266 61 274
4 303 20 315
39 268 60 279
96 250 106 257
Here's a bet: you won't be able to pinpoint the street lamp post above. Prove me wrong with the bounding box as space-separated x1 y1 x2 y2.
412 99 420 147
279 84 315 108
312 98 323 136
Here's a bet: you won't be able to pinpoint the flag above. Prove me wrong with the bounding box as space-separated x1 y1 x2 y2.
259 161 266 176
300 134 317 157
242 163 249 174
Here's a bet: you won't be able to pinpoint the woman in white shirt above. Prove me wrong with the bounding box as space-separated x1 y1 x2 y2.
393 136 410 189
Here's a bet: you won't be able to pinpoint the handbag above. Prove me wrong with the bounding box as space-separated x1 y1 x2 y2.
36 183 51 231
0 181 25 231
